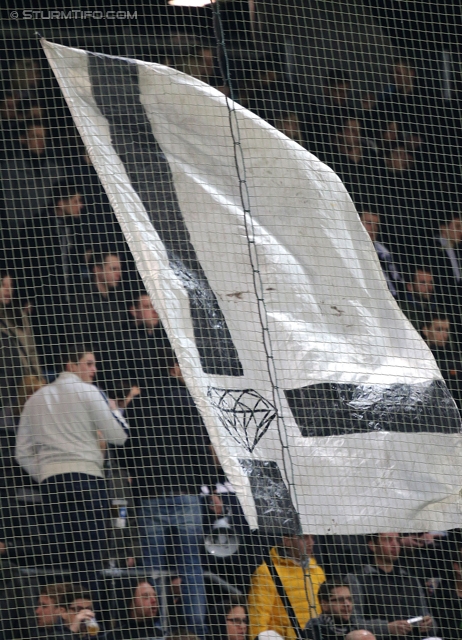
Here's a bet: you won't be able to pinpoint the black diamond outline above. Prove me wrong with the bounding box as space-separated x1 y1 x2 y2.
207 387 278 452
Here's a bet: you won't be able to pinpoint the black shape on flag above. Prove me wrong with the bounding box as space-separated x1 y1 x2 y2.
285 379 460 437
88 54 243 377
208 387 278 452
239 459 301 535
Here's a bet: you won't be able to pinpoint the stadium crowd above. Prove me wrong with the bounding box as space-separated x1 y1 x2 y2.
1 42 462 640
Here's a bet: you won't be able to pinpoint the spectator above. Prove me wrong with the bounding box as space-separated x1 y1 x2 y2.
34 583 74 634
359 210 403 299
272 110 306 148
0 120 66 226
0 370 46 600
0 93 20 122
305 69 355 156
428 214 462 332
38 182 88 295
0 270 23 416
15 96 44 122
9 57 42 94
91 252 122 299
374 58 434 151
248 534 326 640
110 577 163 640
69 251 128 387
399 268 438 331
73 150 126 251
41 588 104 640
9 182 91 370
173 49 216 86
123 291 173 388
19 585 102 640
314 535 370 579
15 344 129 587
124 366 218 638
420 314 462 410
61 590 102 639
358 89 379 144
0 93 20 160
0 271 42 418
376 142 435 257
236 57 300 126
207 595 248 640
327 118 383 207
430 543 462 640
304 581 355 640
345 533 436 640
421 315 452 351
345 632 376 640
166 631 201 640
70 251 124 331
398 532 448 593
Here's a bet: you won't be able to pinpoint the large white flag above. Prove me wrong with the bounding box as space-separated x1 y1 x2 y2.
43 39 462 534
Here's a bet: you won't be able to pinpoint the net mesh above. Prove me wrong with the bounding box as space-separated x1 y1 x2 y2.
1 2 462 640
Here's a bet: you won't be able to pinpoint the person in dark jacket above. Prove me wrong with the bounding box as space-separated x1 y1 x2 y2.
304 581 355 640
399 268 439 332
109 577 164 640
325 118 384 208
427 214 462 335
420 314 462 411
124 360 217 639
68 251 128 387
345 533 436 640
32 583 74 638
123 291 173 388
25 587 104 640
430 542 462 640
9 182 90 370
359 210 404 300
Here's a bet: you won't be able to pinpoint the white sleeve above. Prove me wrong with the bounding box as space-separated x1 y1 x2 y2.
87 386 129 445
15 407 40 482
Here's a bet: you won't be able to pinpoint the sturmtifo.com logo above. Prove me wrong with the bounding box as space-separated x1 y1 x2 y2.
10 10 138 19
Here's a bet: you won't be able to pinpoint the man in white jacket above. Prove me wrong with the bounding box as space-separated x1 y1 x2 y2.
16 344 129 586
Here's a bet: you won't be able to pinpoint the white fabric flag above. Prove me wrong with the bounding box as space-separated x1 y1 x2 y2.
42 39 462 534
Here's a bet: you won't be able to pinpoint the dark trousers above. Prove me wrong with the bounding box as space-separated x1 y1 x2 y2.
40 472 109 589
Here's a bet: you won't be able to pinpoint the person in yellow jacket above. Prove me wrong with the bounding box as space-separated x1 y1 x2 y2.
248 534 326 640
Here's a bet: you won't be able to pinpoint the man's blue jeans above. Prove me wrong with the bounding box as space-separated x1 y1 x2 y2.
137 494 206 637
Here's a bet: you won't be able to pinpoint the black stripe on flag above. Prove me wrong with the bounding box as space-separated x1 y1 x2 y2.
285 379 461 436
239 459 301 535
87 54 243 377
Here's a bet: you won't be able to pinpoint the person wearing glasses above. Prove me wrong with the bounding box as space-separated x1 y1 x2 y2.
208 596 248 640
33 587 103 640
62 591 99 636
304 581 355 640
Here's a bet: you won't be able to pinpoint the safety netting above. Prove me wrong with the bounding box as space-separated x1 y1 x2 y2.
1 3 462 640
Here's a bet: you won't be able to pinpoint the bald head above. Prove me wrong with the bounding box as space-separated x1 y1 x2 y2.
346 631 376 640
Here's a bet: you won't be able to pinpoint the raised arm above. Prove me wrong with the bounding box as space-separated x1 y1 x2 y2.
87 386 129 446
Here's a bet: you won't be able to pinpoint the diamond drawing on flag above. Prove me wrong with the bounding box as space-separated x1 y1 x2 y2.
208 388 278 453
